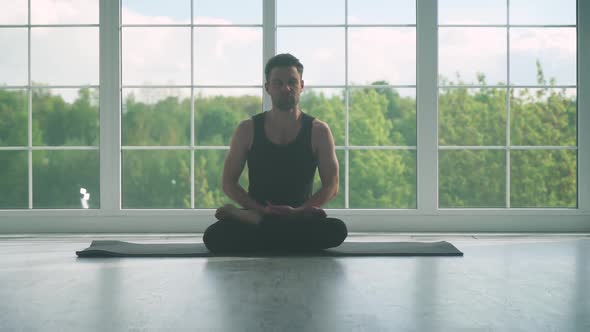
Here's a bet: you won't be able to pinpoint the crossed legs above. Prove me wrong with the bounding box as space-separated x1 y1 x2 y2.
203 207 348 254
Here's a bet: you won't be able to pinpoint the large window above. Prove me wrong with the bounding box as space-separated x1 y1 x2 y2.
438 0 577 208
0 0 587 232
277 0 417 209
120 0 262 208
0 0 100 209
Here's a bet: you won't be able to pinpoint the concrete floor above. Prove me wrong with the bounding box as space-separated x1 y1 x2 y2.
0 234 589 332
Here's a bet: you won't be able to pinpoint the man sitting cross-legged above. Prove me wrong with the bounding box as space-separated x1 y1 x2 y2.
203 53 348 254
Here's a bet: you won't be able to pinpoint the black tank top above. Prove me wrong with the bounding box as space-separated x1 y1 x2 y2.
247 111 317 207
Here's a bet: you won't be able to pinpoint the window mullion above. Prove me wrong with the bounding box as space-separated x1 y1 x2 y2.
99 0 121 212
578 0 590 212
262 0 276 111
416 0 438 213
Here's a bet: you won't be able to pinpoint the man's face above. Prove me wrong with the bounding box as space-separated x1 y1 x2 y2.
265 66 304 111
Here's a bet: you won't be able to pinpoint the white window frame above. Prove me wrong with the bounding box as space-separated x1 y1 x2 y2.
0 0 588 233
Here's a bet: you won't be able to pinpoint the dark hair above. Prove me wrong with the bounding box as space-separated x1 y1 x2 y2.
264 53 304 83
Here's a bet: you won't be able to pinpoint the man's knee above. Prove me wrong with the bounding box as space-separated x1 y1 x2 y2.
203 222 222 251
327 218 348 246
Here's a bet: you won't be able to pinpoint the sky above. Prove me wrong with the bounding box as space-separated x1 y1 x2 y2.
0 0 578 103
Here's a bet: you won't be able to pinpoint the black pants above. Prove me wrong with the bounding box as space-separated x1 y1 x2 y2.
203 216 348 254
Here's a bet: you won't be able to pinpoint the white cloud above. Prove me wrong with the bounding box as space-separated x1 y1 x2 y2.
0 1 578 93
31 0 98 24
349 28 416 85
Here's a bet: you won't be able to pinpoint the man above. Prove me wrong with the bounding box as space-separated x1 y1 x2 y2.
203 53 348 253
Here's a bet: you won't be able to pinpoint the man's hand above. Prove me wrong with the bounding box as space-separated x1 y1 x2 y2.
265 202 327 219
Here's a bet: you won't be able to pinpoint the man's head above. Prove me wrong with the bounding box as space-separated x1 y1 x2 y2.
264 53 304 111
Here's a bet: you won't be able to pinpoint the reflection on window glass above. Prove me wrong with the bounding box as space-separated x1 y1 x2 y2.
33 150 100 209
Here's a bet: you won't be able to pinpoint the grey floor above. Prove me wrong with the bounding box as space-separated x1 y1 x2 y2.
1 234 589 332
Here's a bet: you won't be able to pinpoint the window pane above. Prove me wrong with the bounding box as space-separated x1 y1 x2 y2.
349 88 416 146
122 0 191 24
194 0 262 25
33 150 100 209
122 88 191 146
439 150 506 208
122 28 191 85
510 88 576 146
1 0 28 24
348 0 415 25
277 0 343 25
33 88 99 146
313 150 345 208
194 27 262 85
511 150 576 208
122 150 191 208
301 88 345 146
510 28 576 86
349 28 416 85
31 27 99 85
510 0 576 25
439 28 506 86
350 150 416 208
0 89 28 146
0 151 28 209
277 28 344 85
194 149 249 208
439 88 507 146
439 0 506 25
0 29 28 86
195 89 261 146
31 0 98 25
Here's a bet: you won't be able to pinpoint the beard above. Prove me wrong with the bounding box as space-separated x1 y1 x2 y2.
273 94 299 111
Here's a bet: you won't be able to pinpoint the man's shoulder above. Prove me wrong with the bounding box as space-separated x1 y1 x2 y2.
311 118 330 133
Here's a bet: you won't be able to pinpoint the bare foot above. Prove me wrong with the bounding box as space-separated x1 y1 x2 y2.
215 204 263 225
300 206 327 219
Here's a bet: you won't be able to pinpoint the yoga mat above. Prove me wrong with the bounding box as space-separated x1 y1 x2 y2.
76 240 463 257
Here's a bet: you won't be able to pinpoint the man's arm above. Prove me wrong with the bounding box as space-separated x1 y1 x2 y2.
300 120 339 209
222 120 266 212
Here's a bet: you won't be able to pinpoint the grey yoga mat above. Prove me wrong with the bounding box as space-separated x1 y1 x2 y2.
76 240 463 257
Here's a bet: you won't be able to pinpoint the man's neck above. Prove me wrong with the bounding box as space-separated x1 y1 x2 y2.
267 107 302 125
